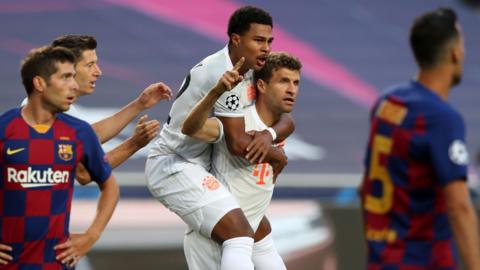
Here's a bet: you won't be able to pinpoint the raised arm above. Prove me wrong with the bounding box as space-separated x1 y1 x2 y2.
54 176 120 267
444 180 480 270
92 82 172 143
181 83 225 143
76 115 160 184
181 58 245 142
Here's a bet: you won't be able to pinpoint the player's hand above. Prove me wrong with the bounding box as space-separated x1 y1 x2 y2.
131 114 160 149
54 232 97 267
0 243 13 265
136 82 173 110
214 57 245 94
245 130 273 164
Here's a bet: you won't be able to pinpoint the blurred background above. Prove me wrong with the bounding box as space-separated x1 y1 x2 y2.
1 0 479 269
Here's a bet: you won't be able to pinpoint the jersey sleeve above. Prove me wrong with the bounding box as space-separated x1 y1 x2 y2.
214 83 245 118
428 109 468 186
78 123 112 184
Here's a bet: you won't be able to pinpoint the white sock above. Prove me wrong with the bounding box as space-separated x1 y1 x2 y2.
252 234 286 270
221 237 254 270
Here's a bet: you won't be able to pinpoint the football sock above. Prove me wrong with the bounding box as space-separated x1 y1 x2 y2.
252 233 286 270
221 236 254 270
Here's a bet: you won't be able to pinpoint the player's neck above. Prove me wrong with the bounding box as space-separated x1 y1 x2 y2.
255 99 280 127
228 47 249 75
415 69 452 101
21 99 56 127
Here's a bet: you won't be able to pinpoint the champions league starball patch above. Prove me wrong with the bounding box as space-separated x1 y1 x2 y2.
225 94 240 111
448 140 469 165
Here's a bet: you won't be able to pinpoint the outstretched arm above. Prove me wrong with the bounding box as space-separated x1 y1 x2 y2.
92 82 172 143
76 115 160 184
54 176 120 267
444 180 480 270
245 113 295 163
219 116 287 166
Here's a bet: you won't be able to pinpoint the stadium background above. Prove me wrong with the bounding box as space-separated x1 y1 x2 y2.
1 0 480 269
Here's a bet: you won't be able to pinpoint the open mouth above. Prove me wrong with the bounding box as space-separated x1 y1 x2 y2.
283 97 296 105
256 55 267 66
67 97 75 105
90 81 96 88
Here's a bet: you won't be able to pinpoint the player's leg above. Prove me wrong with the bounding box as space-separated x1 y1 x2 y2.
252 216 286 270
182 196 255 270
210 208 255 270
146 157 254 270
184 228 221 270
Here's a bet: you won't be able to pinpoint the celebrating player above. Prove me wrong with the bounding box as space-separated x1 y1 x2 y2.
146 6 293 270
182 52 302 270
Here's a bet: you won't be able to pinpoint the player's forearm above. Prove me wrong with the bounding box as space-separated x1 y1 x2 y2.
86 176 120 240
92 101 143 143
272 113 295 143
105 138 140 169
445 182 480 270
448 203 480 269
182 85 224 140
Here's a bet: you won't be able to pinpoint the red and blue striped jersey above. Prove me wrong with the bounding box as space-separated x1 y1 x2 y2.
360 81 468 270
0 108 112 270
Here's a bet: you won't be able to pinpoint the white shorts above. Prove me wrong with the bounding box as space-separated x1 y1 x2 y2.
184 229 221 270
145 154 239 236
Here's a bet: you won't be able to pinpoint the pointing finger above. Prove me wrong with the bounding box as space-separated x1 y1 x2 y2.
233 57 245 72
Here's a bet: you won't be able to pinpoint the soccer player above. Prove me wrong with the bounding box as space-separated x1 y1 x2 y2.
360 8 480 269
145 6 292 270
23 35 173 183
0 46 119 269
181 52 302 270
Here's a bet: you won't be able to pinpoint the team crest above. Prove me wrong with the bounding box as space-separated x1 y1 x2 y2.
58 144 73 161
449 140 469 165
225 94 240 111
202 176 220 191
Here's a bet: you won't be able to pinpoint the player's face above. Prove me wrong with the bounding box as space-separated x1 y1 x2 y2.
74 49 102 96
236 23 273 71
263 68 300 113
43 62 78 112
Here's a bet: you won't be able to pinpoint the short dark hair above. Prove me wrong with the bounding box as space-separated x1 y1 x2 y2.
21 45 75 96
410 8 459 69
227 6 273 39
51 35 97 62
254 52 302 84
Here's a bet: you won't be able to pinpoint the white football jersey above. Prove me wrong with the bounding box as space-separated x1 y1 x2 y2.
212 105 279 231
149 46 255 170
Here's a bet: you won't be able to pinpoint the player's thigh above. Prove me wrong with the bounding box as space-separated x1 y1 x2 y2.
184 229 221 270
146 156 240 235
183 195 242 238
254 216 272 242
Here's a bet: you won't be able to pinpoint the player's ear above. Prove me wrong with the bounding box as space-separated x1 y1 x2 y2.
256 79 267 94
451 40 462 65
231 34 241 47
32 76 47 93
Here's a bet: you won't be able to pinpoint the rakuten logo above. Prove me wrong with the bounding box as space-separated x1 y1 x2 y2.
7 167 70 188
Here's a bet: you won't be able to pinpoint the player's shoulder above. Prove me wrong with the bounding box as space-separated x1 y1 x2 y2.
56 113 94 134
0 107 21 123
190 47 230 80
